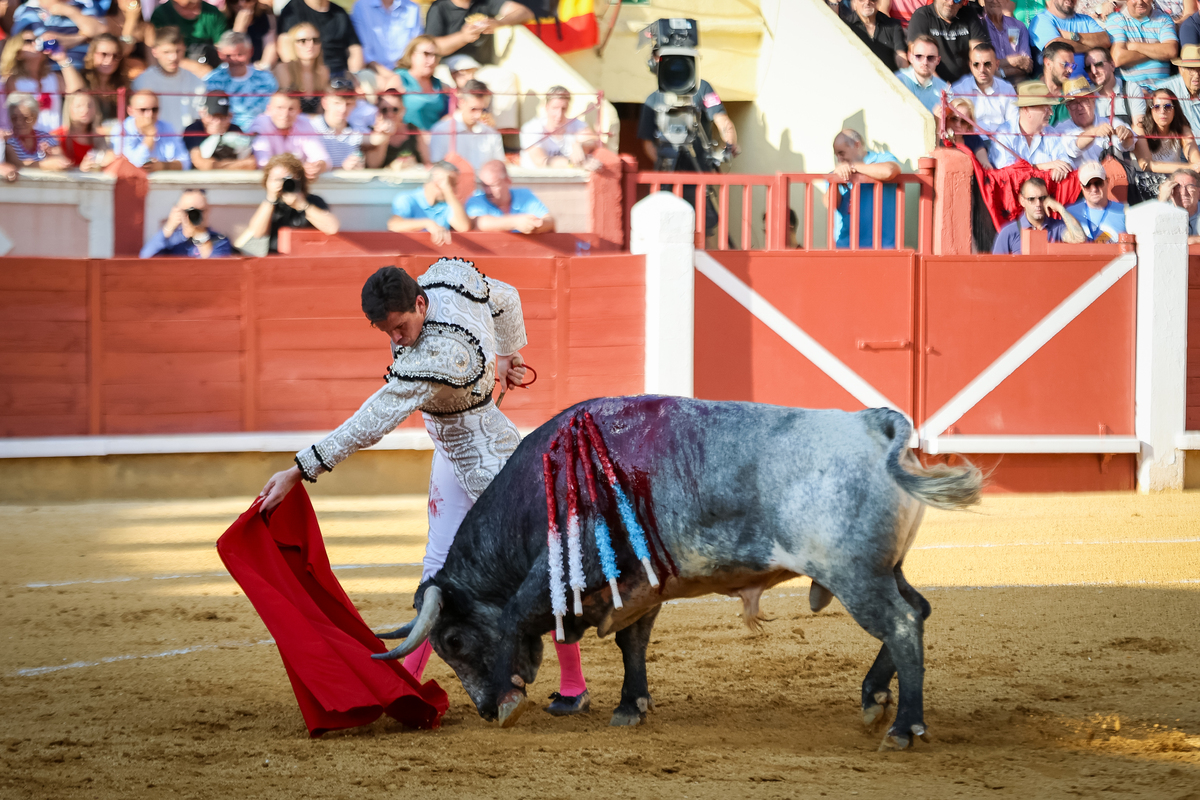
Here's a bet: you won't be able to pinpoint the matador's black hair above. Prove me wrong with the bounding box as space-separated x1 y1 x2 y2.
361 266 428 323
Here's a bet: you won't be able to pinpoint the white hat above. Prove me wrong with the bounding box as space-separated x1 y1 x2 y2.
1078 161 1107 184
444 54 482 73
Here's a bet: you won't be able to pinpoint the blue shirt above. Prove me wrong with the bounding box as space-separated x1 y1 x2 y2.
351 0 424 70
140 227 233 258
992 215 1067 253
11 0 109 69
111 117 191 168
834 150 900 250
465 188 549 229
894 67 950 112
396 70 450 131
1105 11 1177 83
204 65 279 130
1065 200 1126 243
1181 11 1200 45
1029 11 1104 75
391 188 452 227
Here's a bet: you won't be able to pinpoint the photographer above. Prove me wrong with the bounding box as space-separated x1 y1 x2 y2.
235 152 340 254
140 189 233 258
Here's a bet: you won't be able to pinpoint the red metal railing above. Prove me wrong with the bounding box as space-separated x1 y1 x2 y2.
622 158 936 252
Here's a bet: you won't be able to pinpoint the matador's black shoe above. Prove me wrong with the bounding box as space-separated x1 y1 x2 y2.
546 690 591 716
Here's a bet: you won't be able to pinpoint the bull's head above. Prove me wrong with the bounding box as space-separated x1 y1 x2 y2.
372 581 545 722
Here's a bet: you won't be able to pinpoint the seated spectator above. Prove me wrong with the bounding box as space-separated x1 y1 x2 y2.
387 159 470 245
394 34 450 130
906 0 991 83
81 33 131 122
54 91 111 169
133 27 206 134
992 177 1086 253
351 0 423 87
443 53 481 88
140 188 233 258
10 0 105 70
149 0 228 69
981 0 1034 82
1066 161 1126 242
425 0 535 65
1182 8 1200 47
950 43 1017 135
235 152 339 253
205 31 279 130
1133 88 1200 176
1030 0 1110 76
312 79 366 170
363 88 429 168
184 91 256 170
1105 0 1178 85
111 89 190 170
467 159 555 233
1 27 83 132
519 86 599 168
428 78 502 169
5 92 71 170
275 21 330 114
1085 46 1146 127
277 0 361 78
225 0 278 71
875 0 927 28
840 0 908 71
895 34 950 111
1039 40 1079 127
1159 44 1200 133
828 128 901 249
1156 168 1200 242
1054 75 1135 165
249 91 330 177
988 82 1074 180
945 98 992 163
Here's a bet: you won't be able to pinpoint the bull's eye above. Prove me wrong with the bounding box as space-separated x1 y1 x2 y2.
447 634 463 653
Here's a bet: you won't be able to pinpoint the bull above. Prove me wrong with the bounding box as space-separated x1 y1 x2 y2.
374 396 982 750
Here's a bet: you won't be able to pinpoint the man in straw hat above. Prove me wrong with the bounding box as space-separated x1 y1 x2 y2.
992 175 1086 253
1052 75 1136 165
986 80 1074 180
1158 44 1200 134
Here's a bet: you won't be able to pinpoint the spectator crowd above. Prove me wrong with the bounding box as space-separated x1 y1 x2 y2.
1 0 600 254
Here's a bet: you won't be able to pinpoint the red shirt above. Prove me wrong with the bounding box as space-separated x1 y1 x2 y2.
53 126 94 167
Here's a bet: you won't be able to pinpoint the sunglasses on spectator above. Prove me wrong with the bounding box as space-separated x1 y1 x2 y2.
132 106 159 114
22 37 37 45
295 37 320 44
970 60 995 68
1022 194 1048 202
911 54 939 61
1152 102 1175 111
1084 180 1105 189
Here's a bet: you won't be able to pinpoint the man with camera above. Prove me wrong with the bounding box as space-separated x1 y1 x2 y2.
635 19 739 235
140 189 233 258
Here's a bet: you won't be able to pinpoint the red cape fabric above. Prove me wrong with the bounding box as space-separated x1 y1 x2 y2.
956 142 1081 232
216 486 449 737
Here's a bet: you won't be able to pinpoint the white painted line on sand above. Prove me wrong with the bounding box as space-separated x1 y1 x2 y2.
24 562 424 589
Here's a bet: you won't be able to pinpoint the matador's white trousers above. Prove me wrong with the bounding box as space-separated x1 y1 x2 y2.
421 439 475 581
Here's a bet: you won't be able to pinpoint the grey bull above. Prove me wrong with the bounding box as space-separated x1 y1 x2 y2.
374 396 982 750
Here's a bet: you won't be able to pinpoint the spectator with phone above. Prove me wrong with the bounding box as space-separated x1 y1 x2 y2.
1 28 84 132
235 152 340 253
184 91 256 170
9 0 106 71
140 189 233 258
362 88 428 169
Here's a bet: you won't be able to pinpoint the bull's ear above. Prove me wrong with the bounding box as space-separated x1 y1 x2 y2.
439 580 475 616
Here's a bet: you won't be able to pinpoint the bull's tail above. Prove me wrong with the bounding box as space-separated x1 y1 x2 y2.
864 409 984 511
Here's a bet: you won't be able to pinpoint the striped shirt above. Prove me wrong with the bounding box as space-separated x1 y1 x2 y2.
1105 11 1178 83
5 130 56 163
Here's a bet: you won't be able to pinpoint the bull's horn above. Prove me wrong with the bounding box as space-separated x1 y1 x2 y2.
371 586 442 661
375 619 416 640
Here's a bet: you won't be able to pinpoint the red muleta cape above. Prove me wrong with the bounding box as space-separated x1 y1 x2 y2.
955 142 1082 232
216 485 449 737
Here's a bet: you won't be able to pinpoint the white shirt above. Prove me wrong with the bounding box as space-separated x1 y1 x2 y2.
428 114 504 170
950 74 1017 137
1052 118 1135 166
132 67 207 134
519 117 588 167
987 119 1070 168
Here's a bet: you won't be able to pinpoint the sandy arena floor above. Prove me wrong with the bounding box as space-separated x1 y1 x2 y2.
1 492 1199 799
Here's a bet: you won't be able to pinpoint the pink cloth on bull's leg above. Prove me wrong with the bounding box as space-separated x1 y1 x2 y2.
555 641 587 696
403 639 435 681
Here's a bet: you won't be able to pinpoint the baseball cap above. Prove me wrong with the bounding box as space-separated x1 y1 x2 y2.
329 77 356 93
1078 161 1107 185
444 54 482 73
204 92 231 116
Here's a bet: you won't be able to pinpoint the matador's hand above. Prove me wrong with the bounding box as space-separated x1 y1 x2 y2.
260 465 302 513
498 352 527 392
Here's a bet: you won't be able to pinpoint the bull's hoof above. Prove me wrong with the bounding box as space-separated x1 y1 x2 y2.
546 690 591 717
497 689 532 729
878 723 929 752
609 697 650 727
862 690 893 730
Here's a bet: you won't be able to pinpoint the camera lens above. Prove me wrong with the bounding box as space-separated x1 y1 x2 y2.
186 208 204 225
658 54 696 95
281 177 297 194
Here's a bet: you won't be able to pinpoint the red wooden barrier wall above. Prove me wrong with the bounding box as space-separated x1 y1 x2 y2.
0 254 645 438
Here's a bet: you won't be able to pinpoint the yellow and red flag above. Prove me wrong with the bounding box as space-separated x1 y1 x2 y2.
525 0 599 54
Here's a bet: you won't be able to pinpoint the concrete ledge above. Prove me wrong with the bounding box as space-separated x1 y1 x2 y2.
924 435 1142 455
0 430 436 459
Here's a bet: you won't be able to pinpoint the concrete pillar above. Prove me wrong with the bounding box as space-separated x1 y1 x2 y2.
631 191 695 397
930 147 973 256
1126 201 1189 492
